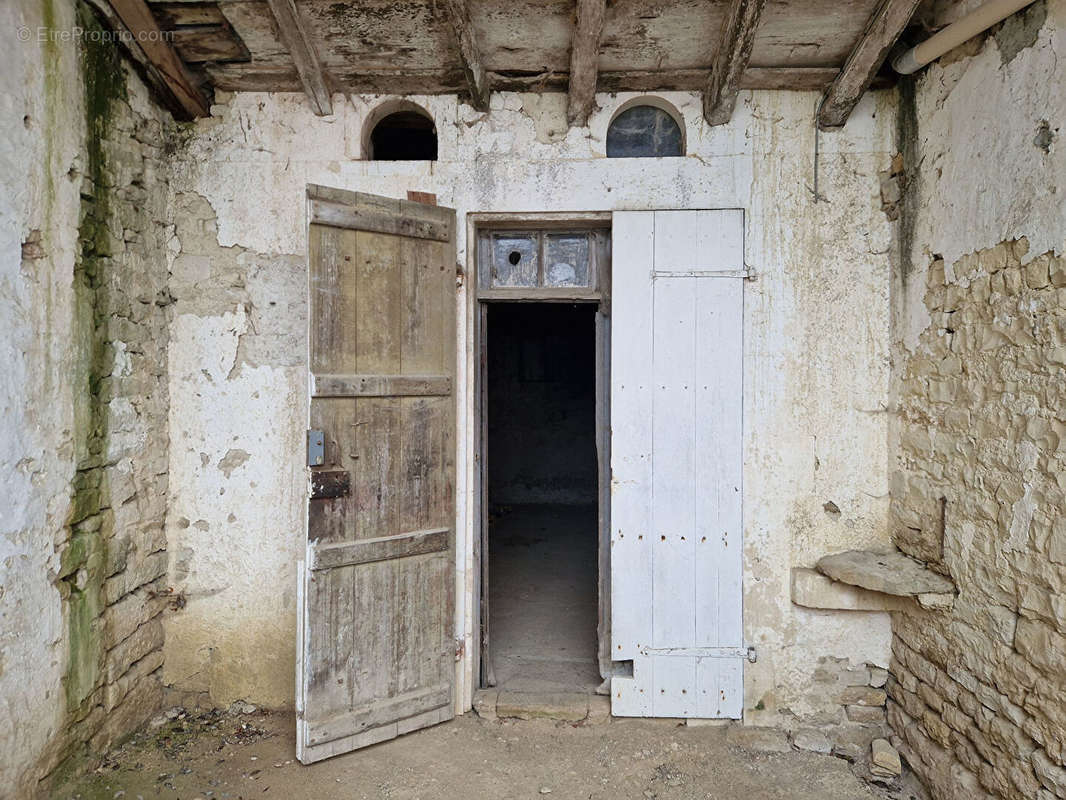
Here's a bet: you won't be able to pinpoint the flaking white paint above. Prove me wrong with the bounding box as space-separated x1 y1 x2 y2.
0 0 86 793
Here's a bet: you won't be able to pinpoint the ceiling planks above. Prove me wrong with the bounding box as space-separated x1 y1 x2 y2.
100 0 905 120
99 0 210 119
703 0 767 126
438 0 490 111
818 0 923 128
567 0 607 127
264 0 334 115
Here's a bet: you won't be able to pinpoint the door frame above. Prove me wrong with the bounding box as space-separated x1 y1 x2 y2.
465 212 613 691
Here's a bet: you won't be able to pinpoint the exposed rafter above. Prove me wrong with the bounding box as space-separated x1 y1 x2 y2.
265 0 333 116
566 0 607 127
101 0 210 119
439 0 490 111
703 0 767 126
818 0 922 128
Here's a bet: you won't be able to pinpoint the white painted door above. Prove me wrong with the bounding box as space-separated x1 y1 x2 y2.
610 210 745 719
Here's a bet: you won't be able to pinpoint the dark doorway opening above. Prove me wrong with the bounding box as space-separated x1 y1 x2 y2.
485 303 600 693
368 111 438 161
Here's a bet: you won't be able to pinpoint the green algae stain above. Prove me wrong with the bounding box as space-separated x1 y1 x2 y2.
63 2 128 713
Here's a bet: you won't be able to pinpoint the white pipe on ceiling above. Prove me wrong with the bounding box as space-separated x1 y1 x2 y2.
892 0 1038 74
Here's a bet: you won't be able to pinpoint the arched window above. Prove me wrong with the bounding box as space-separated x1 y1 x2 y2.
366 105 437 161
606 103 684 158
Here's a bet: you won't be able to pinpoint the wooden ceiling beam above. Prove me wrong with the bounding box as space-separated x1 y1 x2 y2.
265 0 333 116
818 0 922 128
439 0 490 111
703 0 766 126
101 0 210 119
566 0 607 127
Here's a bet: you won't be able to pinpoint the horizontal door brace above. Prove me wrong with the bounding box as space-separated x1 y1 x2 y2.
313 374 452 397
652 269 751 279
640 646 756 662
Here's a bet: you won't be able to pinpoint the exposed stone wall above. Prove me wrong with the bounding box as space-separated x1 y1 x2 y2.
888 3 1066 798
890 243 1066 800
1 1 175 794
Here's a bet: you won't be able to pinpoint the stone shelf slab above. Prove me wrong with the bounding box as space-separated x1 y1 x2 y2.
791 568 911 612
816 549 955 597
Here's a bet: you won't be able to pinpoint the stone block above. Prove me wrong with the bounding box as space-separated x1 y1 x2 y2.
846 705 887 724
839 687 887 707
816 550 955 596
496 692 588 722
791 728 832 754
472 689 498 720
790 568 909 611
871 738 902 777
868 667 888 688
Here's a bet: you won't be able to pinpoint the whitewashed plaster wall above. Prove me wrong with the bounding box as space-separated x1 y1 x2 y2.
895 0 1065 350
165 86 899 723
0 0 86 793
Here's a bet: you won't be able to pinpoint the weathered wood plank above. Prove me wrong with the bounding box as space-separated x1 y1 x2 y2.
171 27 250 63
818 0 923 128
310 200 450 242
309 528 450 571
703 0 767 126
307 682 451 747
98 0 210 118
264 0 332 115
566 0 607 127
313 375 452 398
149 2 226 28
438 0 489 110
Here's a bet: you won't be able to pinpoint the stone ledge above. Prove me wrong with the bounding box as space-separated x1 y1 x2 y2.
817 550 955 603
791 562 955 613
792 567 910 611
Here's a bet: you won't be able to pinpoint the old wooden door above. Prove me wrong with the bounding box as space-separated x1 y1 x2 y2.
297 186 457 763
609 210 745 719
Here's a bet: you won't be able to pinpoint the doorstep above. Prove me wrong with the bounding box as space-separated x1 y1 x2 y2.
474 689 612 724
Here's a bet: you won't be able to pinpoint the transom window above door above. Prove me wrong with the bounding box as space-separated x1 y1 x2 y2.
478 228 608 293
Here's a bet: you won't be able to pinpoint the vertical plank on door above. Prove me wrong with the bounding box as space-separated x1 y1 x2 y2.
650 277 696 651
609 211 655 715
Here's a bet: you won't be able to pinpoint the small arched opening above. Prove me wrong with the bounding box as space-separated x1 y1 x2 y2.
606 99 685 158
364 102 438 161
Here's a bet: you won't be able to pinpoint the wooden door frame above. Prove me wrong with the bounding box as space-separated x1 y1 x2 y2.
466 212 613 691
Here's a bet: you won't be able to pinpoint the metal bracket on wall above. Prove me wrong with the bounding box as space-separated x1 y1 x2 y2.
307 430 325 466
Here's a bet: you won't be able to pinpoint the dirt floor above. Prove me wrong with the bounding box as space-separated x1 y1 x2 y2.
53 706 928 800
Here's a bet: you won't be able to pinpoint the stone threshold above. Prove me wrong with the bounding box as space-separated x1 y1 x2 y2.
473 689 612 724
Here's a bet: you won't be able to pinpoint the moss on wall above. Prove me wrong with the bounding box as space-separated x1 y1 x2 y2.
63 1 128 713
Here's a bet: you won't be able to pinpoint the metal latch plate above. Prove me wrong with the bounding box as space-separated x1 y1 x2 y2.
307 430 324 466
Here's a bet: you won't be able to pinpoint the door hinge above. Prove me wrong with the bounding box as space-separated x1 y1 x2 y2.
455 637 465 661
747 646 758 663
307 430 324 466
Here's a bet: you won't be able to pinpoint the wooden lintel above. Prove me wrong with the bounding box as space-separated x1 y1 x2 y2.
265 0 333 116
566 0 607 127
439 0 490 111
818 0 922 129
703 0 767 126
101 0 210 119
